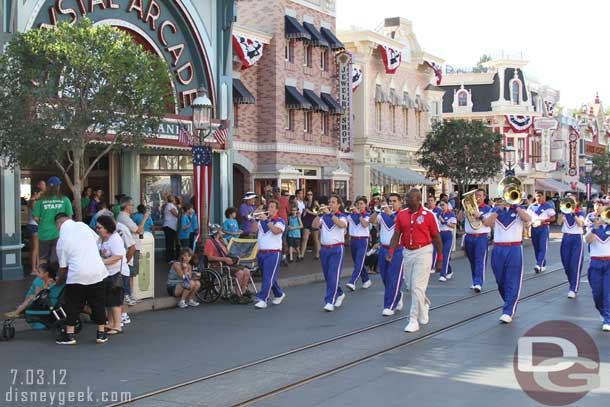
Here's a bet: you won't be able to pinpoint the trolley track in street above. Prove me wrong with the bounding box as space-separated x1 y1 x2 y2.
110 263 569 407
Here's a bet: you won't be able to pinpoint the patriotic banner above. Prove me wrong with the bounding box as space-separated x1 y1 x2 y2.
378 45 401 74
505 115 533 133
589 119 599 137
424 60 443 85
192 145 213 243
544 99 555 117
213 126 229 146
352 65 363 92
178 124 193 146
232 34 264 69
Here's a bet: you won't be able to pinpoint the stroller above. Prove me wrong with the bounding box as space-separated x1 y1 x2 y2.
2 284 81 341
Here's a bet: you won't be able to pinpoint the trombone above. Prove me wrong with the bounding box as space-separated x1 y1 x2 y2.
246 211 269 220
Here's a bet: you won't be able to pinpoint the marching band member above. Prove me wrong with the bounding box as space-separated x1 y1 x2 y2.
427 196 443 274
528 191 556 273
483 200 531 324
252 199 286 309
557 200 585 299
437 199 457 282
457 189 492 292
389 189 442 333
370 193 404 316
585 198 604 229
346 197 372 291
584 206 610 331
312 195 348 312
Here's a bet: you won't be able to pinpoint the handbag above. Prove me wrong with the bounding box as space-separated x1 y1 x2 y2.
111 258 124 289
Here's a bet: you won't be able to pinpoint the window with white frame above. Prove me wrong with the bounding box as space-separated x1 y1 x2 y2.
511 80 521 104
3 0 12 33
375 103 382 132
321 112 329 135
416 112 422 137
403 108 409 136
320 49 328 71
285 109 295 131
285 40 294 63
304 111 312 132
390 105 396 133
303 43 312 68
458 91 468 107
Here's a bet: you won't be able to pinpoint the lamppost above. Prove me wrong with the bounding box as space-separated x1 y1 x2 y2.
503 145 516 177
191 87 213 143
585 159 593 201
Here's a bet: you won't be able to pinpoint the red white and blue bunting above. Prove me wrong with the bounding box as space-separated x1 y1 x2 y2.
424 60 443 85
589 119 599 137
352 65 363 92
544 99 555 117
378 45 401 74
232 34 264 69
505 115 533 133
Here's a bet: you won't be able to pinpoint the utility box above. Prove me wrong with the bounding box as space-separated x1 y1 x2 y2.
133 232 155 300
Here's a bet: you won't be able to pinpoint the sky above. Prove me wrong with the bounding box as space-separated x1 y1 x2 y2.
336 0 604 109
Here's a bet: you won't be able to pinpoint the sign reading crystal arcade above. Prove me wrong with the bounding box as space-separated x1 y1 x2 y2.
29 0 213 115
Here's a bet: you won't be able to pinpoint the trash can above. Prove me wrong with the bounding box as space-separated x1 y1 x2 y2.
132 232 155 300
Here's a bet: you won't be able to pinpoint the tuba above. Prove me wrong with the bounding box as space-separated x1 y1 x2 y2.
497 176 523 205
559 197 577 214
601 208 610 225
461 190 482 229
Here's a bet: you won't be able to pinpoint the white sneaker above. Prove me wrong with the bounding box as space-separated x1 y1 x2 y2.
177 300 188 309
345 283 356 291
473 285 482 293
362 280 372 289
254 300 267 309
541 266 547 272
419 303 430 325
129 295 140 303
534 265 541 274
446 272 454 280
404 320 420 332
124 295 136 306
470 285 475 290
438 276 447 282
396 297 403 311
188 299 200 307
568 291 576 299
324 303 335 312
603 324 610 332
272 293 286 305
382 308 394 316
121 313 131 324
429 269 435 274
499 314 513 324
334 293 346 307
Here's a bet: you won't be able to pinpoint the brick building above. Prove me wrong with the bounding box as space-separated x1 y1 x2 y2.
232 0 351 205
339 18 443 198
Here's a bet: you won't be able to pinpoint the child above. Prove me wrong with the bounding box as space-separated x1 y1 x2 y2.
4 263 57 319
178 204 192 249
223 207 241 242
133 204 154 233
287 205 304 262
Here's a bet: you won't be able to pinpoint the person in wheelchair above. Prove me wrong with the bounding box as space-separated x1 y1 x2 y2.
4 263 57 319
204 224 253 304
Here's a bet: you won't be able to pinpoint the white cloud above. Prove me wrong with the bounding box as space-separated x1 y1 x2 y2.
337 0 605 108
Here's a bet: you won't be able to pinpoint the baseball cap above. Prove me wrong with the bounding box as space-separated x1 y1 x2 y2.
243 192 257 200
47 176 61 187
208 224 222 236
272 186 281 192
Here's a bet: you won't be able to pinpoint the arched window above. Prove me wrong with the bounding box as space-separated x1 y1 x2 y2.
511 81 521 104
458 91 467 107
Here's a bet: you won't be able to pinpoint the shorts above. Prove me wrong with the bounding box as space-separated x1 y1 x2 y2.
166 284 177 297
64 281 106 326
287 237 301 248
26 224 38 237
104 275 125 307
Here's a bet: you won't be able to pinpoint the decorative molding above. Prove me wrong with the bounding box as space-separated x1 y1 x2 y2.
234 141 354 158
232 24 273 44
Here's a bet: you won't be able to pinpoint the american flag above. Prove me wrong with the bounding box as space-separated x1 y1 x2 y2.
192 145 213 244
213 126 229 146
178 125 192 146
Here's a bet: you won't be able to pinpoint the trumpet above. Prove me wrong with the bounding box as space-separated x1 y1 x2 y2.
311 205 328 215
559 197 577 214
344 206 357 214
374 203 390 213
246 211 269 220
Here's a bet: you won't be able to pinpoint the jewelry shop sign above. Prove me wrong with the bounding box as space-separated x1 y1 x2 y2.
337 51 352 152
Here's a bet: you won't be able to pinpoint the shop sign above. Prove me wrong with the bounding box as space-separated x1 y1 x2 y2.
30 0 213 115
336 51 352 152
567 132 578 177
534 117 558 131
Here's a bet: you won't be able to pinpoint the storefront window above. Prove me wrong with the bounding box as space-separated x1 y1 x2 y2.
281 179 297 195
20 176 32 201
140 155 193 171
140 155 160 170
160 155 180 170
142 175 193 225
334 180 347 201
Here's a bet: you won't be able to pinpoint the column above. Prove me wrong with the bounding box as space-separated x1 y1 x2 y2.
0 161 23 280
220 151 229 217
120 151 141 202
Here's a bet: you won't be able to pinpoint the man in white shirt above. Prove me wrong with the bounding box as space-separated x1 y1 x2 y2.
54 213 109 345
295 189 306 216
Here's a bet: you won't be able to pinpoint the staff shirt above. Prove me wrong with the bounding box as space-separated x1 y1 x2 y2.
395 206 439 248
561 209 584 235
491 206 526 243
347 212 371 238
56 219 108 285
464 203 492 235
258 217 285 250
377 212 398 246
438 210 457 232
589 224 610 257
320 213 347 246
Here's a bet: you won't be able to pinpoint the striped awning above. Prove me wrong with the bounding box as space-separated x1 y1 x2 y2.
375 85 389 103
233 78 255 104
285 16 311 41
402 91 415 108
389 88 401 106
371 165 438 186
534 178 573 193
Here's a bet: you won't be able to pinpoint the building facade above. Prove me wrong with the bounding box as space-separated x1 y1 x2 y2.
339 17 442 198
0 0 234 279
231 0 351 204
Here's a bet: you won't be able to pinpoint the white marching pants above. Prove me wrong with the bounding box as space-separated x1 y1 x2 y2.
403 244 433 320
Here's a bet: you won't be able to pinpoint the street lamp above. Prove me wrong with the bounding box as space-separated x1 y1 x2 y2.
585 159 593 201
503 145 516 177
191 87 213 143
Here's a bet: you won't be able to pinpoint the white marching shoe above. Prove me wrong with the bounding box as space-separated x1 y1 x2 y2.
603 324 610 332
272 293 286 305
254 300 267 309
323 303 335 312
473 285 482 293
499 314 513 324
345 283 356 291
334 293 346 307
396 297 403 312
438 276 447 282
419 303 430 325
404 320 420 333
362 280 372 289
567 291 576 299
382 308 394 316
446 272 454 280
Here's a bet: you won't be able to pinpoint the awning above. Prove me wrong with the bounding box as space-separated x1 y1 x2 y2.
389 88 401 106
285 86 312 110
575 182 600 194
321 92 343 114
402 92 415 108
320 27 344 49
285 16 311 41
534 178 575 193
233 78 255 105
302 22 329 47
375 85 389 103
414 95 429 111
371 165 438 186
303 89 328 112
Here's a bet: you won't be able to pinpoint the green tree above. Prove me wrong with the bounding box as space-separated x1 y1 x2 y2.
0 19 171 220
417 119 504 195
472 54 492 73
591 152 610 190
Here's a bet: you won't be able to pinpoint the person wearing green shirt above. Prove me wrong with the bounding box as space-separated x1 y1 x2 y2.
81 186 92 223
32 176 73 265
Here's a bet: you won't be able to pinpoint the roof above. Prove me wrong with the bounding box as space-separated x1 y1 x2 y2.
425 84 444 92
440 74 500 113
233 79 255 105
303 22 329 47
285 16 310 41
285 86 311 110
504 68 528 102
